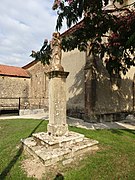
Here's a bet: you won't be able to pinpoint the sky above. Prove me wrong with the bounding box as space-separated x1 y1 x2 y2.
0 0 66 67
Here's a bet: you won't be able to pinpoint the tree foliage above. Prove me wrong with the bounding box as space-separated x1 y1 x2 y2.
31 0 135 76
30 39 51 65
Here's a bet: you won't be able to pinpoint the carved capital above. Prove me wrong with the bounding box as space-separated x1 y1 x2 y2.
47 71 69 79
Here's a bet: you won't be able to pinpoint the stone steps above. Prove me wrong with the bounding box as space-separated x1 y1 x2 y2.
22 131 99 166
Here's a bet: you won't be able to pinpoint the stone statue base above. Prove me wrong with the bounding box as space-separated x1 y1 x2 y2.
47 124 68 136
21 131 99 166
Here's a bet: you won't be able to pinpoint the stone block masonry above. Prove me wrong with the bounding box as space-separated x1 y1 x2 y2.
22 131 99 166
47 71 69 136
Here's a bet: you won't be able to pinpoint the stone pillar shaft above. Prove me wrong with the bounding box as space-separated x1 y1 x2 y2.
47 71 69 136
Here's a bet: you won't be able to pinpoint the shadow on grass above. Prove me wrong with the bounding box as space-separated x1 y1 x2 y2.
28 119 45 137
109 129 124 135
110 129 135 136
121 129 135 135
0 120 44 179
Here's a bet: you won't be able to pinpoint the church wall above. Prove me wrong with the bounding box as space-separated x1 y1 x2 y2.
90 0 135 121
93 61 135 121
62 49 86 118
62 48 134 121
84 56 135 122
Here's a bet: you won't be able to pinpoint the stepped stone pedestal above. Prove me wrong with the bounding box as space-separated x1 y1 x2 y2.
22 131 98 166
22 70 99 166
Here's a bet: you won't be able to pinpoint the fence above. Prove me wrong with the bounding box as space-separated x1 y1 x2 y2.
0 97 48 112
0 97 20 110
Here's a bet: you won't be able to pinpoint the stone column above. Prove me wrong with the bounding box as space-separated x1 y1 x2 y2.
47 71 69 136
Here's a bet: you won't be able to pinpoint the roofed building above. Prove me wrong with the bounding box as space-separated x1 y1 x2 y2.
60 0 135 122
0 0 134 120
0 62 49 115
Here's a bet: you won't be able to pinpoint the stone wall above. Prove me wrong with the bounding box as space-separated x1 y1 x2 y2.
25 61 49 111
0 75 30 110
62 49 86 118
90 59 135 121
0 61 50 113
62 48 135 121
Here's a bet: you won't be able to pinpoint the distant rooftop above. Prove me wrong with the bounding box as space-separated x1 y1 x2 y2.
0 64 30 78
22 59 38 69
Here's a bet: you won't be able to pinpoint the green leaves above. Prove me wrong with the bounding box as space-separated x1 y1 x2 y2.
56 2 79 31
53 0 135 76
56 13 64 31
30 40 52 65
31 0 135 77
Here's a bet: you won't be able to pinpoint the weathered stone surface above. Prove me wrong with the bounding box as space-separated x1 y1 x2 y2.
126 114 135 120
61 48 135 121
22 131 99 166
47 71 69 136
32 131 85 147
62 158 73 165
47 124 68 137
19 109 46 116
0 62 50 112
0 76 30 110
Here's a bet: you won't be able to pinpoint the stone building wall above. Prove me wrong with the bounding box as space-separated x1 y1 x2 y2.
62 48 135 121
61 0 135 121
24 61 50 111
0 75 30 110
0 61 50 114
62 49 86 118
88 59 135 121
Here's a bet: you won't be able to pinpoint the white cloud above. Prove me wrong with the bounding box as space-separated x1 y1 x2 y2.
0 0 64 67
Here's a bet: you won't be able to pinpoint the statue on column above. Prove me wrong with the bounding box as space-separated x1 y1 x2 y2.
50 32 64 71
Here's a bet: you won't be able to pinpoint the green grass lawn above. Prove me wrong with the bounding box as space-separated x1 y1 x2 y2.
0 119 135 180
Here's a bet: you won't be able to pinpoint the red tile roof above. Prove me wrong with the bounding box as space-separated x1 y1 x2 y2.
0 64 30 78
22 59 38 69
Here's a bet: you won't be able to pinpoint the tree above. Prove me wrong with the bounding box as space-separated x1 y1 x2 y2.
31 0 135 76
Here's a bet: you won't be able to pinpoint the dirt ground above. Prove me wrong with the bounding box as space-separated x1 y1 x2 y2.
22 158 46 180
21 155 66 180
21 149 97 180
